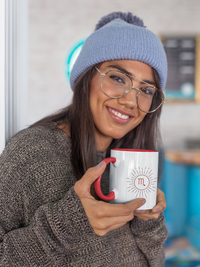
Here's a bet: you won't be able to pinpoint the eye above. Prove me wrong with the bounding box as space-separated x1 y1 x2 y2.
109 75 125 84
141 86 155 95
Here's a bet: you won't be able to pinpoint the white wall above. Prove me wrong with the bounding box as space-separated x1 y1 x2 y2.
0 0 28 153
0 0 5 154
5 0 29 142
28 0 200 149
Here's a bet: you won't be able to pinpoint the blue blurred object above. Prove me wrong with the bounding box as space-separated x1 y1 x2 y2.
187 166 200 249
164 236 200 266
165 262 200 267
65 40 85 81
161 153 200 249
161 160 188 237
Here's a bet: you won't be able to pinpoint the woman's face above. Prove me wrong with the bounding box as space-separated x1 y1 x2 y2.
90 60 155 151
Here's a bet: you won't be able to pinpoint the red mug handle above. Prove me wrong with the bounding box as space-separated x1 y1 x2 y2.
94 157 116 201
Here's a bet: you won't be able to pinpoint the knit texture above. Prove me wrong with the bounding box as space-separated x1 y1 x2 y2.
70 18 168 91
95 12 146 30
0 127 168 266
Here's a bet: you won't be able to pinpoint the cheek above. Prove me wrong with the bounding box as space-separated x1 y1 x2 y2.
128 112 146 131
139 112 147 123
137 115 147 128
90 92 101 116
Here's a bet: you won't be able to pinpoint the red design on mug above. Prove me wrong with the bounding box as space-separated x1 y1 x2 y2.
127 167 157 198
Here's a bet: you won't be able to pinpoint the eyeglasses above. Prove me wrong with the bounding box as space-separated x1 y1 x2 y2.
95 67 165 113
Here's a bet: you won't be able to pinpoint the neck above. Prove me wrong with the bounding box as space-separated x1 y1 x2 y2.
96 134 113 152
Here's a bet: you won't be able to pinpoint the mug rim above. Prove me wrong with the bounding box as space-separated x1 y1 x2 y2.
111 149 158 152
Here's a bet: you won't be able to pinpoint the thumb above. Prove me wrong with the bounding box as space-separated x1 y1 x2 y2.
82 161 107 187
126 198 146 212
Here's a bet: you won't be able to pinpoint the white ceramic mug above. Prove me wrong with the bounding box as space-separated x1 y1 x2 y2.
94 149 159 210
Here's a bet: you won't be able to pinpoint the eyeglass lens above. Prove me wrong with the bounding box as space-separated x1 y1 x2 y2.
102 70 164 113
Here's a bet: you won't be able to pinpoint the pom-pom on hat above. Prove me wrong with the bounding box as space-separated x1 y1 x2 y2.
70 12 167 91
95 11 146 30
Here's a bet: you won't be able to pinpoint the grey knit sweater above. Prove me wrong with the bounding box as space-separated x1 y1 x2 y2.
0 126 168 266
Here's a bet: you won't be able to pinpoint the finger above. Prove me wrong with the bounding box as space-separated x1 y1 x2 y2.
151 189 167 214
93 212 134 231
157 191 167 210
151 204 166 214
125 198 146 212
134 211 160 220
134 189 167 220
82 161 107 187
134 209 152 217
98 198 146 217
134 209 145 214
94 201 133 217
80 197 133 220
95 222 127 236
134 209 153 216
86 198 146 219
74 161 107 197
134 209 160 220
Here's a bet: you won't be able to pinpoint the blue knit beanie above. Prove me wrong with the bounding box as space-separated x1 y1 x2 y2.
70 12 167 91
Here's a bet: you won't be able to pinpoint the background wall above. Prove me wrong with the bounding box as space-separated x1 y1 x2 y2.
28 0 200 149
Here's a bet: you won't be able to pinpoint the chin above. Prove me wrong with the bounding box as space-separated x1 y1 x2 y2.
109 131 129 140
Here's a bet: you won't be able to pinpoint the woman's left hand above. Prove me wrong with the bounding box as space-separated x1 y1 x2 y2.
134 188 167 221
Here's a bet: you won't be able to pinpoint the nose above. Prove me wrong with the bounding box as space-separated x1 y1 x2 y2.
117 88 138 109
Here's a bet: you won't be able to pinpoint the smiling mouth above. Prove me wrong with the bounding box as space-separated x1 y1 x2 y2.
107 107 131 120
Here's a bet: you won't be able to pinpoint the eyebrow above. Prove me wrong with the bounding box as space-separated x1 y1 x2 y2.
106 64 156 87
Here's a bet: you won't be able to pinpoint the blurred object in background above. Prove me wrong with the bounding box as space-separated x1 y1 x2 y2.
164 237 200 267
162 150 200 267
161 35 200 102
162 150 200 247
185 139 200 150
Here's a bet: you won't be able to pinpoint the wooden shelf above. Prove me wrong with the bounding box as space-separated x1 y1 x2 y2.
166 150 200 165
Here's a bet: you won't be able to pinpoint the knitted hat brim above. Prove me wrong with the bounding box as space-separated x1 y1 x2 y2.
70 19 167 91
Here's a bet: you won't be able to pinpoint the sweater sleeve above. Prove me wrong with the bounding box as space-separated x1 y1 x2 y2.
0 187 94 266
0 128 94 266
130 213 168 267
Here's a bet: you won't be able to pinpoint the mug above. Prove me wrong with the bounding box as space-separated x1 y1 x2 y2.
94 149 159 210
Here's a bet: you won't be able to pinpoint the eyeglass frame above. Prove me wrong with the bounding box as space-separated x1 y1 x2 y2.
95 66 165 114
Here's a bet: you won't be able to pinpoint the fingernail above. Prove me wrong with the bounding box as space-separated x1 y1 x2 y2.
142 199 146 205
97 161 104 168
154 208 159 213
136 210 142 213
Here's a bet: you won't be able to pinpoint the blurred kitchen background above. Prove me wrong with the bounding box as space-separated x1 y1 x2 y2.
1 0 200 266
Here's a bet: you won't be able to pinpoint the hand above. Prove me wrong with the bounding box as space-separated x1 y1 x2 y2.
134 188 167 221
74 161 146 236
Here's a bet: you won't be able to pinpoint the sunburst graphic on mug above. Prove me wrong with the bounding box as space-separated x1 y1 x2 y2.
127 166 157 198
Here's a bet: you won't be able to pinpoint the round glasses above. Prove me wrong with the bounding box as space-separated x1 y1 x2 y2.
95 67 165 113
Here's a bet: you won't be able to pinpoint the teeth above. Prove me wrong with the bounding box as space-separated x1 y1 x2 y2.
109 108 129 119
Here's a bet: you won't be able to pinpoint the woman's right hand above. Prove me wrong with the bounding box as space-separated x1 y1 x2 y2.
74 161 146 236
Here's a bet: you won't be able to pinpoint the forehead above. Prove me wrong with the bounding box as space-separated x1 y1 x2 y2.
100 60 155 83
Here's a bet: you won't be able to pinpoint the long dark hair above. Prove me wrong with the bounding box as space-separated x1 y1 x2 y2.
30 64 164 182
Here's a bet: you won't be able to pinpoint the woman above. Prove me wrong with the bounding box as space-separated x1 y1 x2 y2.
0 12 167 266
